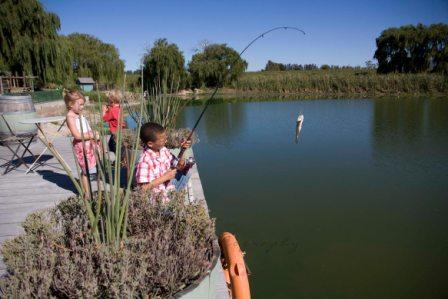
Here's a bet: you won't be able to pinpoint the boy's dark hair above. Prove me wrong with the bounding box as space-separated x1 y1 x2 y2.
140 122 165 144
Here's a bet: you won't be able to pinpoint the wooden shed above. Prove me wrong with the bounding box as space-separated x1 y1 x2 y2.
76 77 95 92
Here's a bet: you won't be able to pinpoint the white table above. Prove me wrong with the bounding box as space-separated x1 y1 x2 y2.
21 116 66 173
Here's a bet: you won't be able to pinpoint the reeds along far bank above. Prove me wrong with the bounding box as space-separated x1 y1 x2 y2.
231 70 448 96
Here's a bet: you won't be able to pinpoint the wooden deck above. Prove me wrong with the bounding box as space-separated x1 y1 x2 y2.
0 137 79 272
0 136 228 298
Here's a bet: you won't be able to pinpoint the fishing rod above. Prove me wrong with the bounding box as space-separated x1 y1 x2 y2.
176 26 306 161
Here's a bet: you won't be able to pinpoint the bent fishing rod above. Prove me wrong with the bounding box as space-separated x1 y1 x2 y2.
176 26 306 161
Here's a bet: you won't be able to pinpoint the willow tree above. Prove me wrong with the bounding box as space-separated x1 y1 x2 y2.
66 33 124 87
429 23 448 74
0 0 72 85
374 23 448 74
188 44 247 88
142 38 187 91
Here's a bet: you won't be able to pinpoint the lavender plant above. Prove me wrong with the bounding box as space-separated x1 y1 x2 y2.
0 193 216 298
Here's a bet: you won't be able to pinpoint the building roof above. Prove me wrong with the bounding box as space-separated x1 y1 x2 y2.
77 77 95 84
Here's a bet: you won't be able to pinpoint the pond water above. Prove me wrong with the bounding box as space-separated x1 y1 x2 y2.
178 97 448 299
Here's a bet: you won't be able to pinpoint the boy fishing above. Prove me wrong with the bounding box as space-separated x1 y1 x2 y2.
135 122 192 201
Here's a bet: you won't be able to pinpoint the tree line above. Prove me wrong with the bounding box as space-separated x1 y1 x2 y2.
0 0 124 88
0 0 248 91
1 0 445 91
264 60 381 71
374 23 448 74
141 39 247 91
263 24 447 75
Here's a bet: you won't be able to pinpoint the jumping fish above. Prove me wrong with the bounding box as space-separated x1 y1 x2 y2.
295 114 304 143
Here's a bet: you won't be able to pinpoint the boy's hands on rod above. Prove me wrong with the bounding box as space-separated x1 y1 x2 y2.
181 139 191 149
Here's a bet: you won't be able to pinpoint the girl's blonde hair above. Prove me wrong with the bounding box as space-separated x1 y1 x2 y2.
108 89 122 104
64 90 85 110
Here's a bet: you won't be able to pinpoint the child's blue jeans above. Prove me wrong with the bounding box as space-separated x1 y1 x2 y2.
171 170 192 191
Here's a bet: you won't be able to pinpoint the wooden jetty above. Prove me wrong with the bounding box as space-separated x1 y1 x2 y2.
0 137 76 252
0 136 228 298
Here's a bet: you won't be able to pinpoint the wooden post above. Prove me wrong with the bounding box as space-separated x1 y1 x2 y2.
0 76 3 94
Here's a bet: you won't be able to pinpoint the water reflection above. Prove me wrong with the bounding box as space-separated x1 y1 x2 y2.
373 98 426 149
372 98 448 180
178 100 247 148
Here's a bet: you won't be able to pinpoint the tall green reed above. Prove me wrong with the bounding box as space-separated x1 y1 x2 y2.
59 71 185 247
85 76 144 247
232 69 447 96
56 74 144 246
128 78 185 129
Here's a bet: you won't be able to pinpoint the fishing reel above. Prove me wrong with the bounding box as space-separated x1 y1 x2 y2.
171 156 196 175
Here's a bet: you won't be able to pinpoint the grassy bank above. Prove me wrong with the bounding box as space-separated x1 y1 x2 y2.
229 69 448 97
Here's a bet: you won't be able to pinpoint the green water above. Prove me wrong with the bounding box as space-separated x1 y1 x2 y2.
178 97 448 299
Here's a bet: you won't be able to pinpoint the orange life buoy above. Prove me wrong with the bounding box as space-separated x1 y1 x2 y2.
219 232 251 299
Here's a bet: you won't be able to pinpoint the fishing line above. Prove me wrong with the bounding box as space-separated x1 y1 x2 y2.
176 26 306 160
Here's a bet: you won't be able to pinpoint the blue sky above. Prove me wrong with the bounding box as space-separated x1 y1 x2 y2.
42 0 448 71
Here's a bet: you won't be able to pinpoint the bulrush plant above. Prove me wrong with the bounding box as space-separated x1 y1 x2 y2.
87 86 144 246
122 127 199 151
55 85 144 246
127 81 186 131
123 80 197 158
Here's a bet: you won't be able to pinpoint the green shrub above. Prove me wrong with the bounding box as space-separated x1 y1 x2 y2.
84 91 108 103
0 193 216 298
31 89 63 103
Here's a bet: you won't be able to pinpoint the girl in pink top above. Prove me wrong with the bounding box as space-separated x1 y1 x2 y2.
65 90 100 197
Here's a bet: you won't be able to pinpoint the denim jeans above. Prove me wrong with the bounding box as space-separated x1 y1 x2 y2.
171 170 192 191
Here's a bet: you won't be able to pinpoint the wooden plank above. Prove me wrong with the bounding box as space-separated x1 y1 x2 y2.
0 193 72 205
2 178 76 190
0 200 57 212
0 202 56 223
0 174 73 185
0 223 23 237
0 189 74 198
0 204 60 213
0 180 52 190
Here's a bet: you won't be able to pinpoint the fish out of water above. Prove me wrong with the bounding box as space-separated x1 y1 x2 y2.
295 114 304 143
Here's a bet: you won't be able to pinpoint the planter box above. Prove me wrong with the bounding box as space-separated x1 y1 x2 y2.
175 240 227 299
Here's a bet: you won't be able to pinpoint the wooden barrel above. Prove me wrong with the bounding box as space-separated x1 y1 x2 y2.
0 94 37 143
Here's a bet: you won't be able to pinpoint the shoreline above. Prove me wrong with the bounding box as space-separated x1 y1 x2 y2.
178 88 448 101
30 90 447 113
